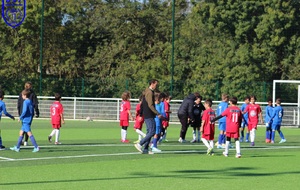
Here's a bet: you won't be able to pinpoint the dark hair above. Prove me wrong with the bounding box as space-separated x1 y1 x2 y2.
276 98 281 104
229 97 238 105
250 95 257 101
149 79 158 85
121 91 131 101
244 96 250 101
205 99 213 107
267 97 272 102
54 93 62 101
0 89 4 98
22 89 31 98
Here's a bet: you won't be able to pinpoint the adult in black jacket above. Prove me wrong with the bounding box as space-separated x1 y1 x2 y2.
178 92 200 143
17 82 40 146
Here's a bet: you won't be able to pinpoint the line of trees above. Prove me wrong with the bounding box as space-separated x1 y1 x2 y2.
0 0 299 101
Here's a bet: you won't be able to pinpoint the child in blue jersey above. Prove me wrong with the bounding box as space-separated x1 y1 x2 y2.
240 96 250 142
216 94 229 148
0 90 15 150
264 98 273 143
268 98 286 143
151 92 165 153
10 89 40 152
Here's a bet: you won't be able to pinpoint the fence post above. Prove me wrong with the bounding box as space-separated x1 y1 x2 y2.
73 97 77 119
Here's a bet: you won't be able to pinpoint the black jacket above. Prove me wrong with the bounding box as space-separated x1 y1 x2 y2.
177 94 196 121
17 89 40 117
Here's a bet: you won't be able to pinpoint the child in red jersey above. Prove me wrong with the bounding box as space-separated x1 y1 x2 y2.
160 94 172 142
243 95 263 146
200 99 215 155
134 95 146 143
48 93 65 145
120 91 134 143
212 97 243 158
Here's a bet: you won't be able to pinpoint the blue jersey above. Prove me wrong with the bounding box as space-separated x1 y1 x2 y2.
265 105 273 123
159 101 166 118
19 99 34 125
240 103 249 123
217 101 228 122
269 105 283 125
155 103 163 127
0 100 13 120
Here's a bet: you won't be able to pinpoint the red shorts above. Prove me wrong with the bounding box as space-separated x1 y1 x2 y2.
120 120 129 127
248 123 258 131
162 120 169 128
52 124 61 129
226 132 239 139
134 120 144 130
202 133 214 140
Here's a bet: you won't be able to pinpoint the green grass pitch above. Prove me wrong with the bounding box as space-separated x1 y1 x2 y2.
0 119 300 190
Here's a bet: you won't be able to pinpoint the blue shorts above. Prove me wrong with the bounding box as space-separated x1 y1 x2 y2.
241 122 247 128
21 124 31 133
155 125 161 135
265 122 272 128
271 123 281 131
218 122 226 131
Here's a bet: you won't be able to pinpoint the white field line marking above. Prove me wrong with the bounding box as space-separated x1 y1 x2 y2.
1 145 299 162
0 156 15 161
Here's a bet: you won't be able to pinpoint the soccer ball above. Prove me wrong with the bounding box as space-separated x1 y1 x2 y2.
86 116 92 121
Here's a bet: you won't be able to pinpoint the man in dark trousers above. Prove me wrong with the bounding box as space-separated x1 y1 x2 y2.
17 81 40 146
134 79 162 154
178 92 200 143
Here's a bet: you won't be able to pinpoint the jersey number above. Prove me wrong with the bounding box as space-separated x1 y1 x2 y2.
232 113 238 122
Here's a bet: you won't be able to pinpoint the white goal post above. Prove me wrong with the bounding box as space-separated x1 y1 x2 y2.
273 80 300 126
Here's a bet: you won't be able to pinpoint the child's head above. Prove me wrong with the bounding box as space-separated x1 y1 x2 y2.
204 99 213 109
250 95 257 104
159 92 166 102
24 81 32 90
195 95 203 105
165 95 172 103
54 93 62 101
222 94 229 102
229 97 238 105
267 97 273 106
121 91 131 101
22 89 31 99
155 92 160 103
244 96 250 104
276 98 281 105
0 89 4 100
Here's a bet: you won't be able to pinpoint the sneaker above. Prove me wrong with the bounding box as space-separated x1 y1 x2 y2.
207 148 213 155
223 152 228 157
134 143 143 153
48 136 52 143
190 139 197 143
236 153 242 158
10 146 20 152
121 139 130 143
0 145 5 150
55 142 62 145
279 139 286 144
217 145 223 149
23 142 28 146
250 142 255 146
32 147 40 153
152 147 162 153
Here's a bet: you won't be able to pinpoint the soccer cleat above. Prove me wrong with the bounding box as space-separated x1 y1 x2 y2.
10 146 20 152
121 139 130 143
279 139 286 144
134 143 143 153
207 148 213 155
32 147 40 153
48 136 52 143
265 139 271 143
23 142 28 146
250 142 255 146
151 147 162 153
236 153 242 158
55 142 62 145
222 152 228 157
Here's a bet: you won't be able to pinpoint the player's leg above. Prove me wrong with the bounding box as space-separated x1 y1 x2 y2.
27 131 39 152
234 137 241 158
277 125 286 143
121 126 129 143
265 123 271 143
240 123 245 142
191 126 197 143
178 115 188 142
271 123 276 143
223 136 230 157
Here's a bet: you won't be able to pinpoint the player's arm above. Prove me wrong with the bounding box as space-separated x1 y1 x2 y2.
259 112 263 124
60 113 65 124
211 115 224 122
1 104 15 120
200 119 205 133
127 110 134 121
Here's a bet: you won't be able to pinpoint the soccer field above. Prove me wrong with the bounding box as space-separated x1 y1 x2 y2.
0 119 299 190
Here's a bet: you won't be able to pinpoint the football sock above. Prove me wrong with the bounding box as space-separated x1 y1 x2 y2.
135 129 146 138
271 130 276 141
0 136 2 146
197 131 201 141
224 141 230 154
218 134 223 145
192 130 196 140
121 129 126 140
17 136 23 148
222 134 226 144
246 133 250 141
241 130 244 138
201 138 210 149
152 137 158 148
55 129 60 143
266 130 271 140
250 129 256 142
209 140 214 149
50 129 56 137
278 130 285 139
30 135 38 148
235 140 241 155
162 130 167 140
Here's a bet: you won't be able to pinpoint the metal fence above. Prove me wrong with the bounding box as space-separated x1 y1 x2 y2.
2 96 299 127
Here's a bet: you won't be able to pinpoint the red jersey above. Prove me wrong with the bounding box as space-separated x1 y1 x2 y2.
201 108 215 135
120 100 131 121
245 103 262 124
163 101 170 119
50 101 64 124
221 106 242 133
